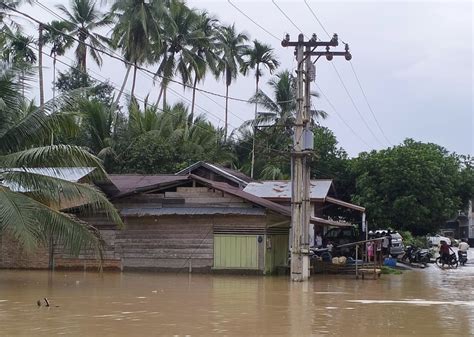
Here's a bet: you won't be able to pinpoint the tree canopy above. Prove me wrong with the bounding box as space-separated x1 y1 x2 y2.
351 139 470 235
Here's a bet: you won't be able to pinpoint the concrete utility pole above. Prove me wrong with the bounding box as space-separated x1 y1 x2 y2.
282 33 352 282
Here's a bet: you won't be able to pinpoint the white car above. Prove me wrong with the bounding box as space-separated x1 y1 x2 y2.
427 234 451 247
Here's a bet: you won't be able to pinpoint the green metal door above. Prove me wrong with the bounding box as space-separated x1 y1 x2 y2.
214 235 258 269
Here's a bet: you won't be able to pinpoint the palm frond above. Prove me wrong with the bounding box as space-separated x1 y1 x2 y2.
1 170 123 228
0 186 103 256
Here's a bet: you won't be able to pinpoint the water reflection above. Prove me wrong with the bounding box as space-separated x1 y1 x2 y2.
0 266 474 336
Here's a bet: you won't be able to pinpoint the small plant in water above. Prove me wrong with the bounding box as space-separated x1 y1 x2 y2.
381 266 403 275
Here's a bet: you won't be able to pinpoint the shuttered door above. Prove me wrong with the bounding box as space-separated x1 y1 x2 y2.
213 235 258 269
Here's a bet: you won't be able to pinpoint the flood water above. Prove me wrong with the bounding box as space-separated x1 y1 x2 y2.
1 264 474 336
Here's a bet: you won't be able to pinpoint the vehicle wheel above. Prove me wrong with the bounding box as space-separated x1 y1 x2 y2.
435 257 444 268
451 260 458 269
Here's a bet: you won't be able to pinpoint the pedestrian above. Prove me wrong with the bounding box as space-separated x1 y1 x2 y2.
367 241 374 262
382 231 390 258
375 233 382 263
327 240 333 252
315 231 323 249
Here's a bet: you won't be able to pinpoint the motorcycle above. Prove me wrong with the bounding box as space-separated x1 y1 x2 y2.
310 247 333 263
458 251 468 266
402 246 432 266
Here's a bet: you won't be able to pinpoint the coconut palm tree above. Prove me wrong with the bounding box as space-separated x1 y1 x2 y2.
154 0 200 108
2 32 37 100
110 0 165 102
241 40 279 178
57 0 112 75
249 69 327 129
215 24 249 140
128 98 161 138
0 1 33 33
43 20 74 103
243 70 327 179
187 11 220 119
77 98 114 159
0 63 123 256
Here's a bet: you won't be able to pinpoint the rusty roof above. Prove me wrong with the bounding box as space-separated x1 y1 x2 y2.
107 174 189 195
100 173 350 227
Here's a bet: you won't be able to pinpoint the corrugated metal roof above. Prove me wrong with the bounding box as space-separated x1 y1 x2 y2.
189 174 291 217
107 174 189 194
176 161 253 185
0 167 95 192
120 207 266 217
243 180 333 200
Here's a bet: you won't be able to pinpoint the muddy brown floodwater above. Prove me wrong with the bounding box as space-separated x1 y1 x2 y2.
1 264 474 336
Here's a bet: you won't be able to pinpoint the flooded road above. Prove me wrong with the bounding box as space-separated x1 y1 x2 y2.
1 264 474 336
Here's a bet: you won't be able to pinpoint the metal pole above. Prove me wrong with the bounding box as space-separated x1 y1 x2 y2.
355 244 359 279
290 34 305 282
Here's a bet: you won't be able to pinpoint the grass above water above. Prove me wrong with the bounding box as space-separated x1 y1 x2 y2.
381 266 403 275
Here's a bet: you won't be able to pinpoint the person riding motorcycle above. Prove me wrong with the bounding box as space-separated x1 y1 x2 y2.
439 240 451 265
458 239 469 265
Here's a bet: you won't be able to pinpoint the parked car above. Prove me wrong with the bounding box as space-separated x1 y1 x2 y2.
374 230 405 258
323 227 359 256
427 234 451 247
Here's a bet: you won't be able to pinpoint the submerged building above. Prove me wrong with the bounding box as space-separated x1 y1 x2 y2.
0 162 364 274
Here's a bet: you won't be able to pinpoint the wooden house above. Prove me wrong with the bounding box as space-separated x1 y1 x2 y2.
57 174 292 274
0 163 365 274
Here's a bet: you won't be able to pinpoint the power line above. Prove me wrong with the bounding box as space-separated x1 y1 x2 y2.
227 0 281 42
226 1 374 149
32 0 248 125
303 0 332 39
271 0 307 37
330 63 384 146
349 62 392 145
1 3 255 104
3 28 300 170
303 0 390 146
315 84 372 148
11 2 355 174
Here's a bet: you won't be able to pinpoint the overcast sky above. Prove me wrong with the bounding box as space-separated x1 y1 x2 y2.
19 0 473 157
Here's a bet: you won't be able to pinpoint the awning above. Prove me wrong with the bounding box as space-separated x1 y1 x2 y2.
325 196 365 212
310 216 352 227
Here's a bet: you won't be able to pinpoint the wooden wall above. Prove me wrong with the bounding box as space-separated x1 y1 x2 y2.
1 186 289 273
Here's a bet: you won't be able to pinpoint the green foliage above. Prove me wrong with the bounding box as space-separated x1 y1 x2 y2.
0 63 123 256
352 139 464 235
56 0 112 71
56 67 114 105
398 230 428 248
111 101 232 174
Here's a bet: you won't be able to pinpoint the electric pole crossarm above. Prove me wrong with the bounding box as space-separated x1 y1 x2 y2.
282 33 339 47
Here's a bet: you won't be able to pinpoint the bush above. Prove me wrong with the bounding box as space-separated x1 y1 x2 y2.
398 230 428 248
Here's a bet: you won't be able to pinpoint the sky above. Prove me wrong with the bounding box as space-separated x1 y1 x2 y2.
18 0 473 157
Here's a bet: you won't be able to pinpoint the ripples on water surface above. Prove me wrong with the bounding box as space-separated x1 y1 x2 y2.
1 265 474 336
